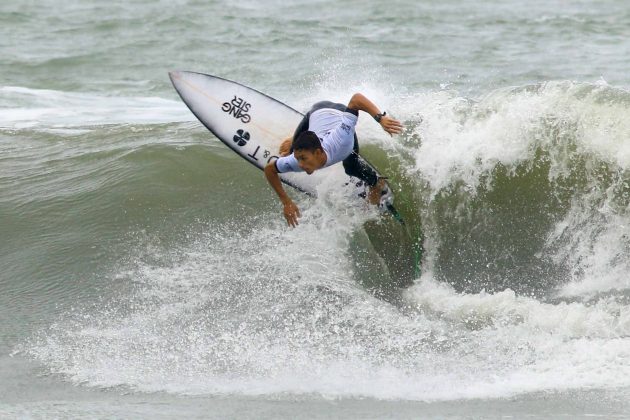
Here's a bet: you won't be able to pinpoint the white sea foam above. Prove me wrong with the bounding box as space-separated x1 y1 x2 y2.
550 194 630 297
405 275 630 339
25 197 630 402
0 86 194 131
401 81 630 193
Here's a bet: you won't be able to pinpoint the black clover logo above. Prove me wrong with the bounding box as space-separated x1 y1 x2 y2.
233 129 250 147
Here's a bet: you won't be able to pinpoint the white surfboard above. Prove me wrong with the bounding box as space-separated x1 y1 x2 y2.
169 71 399 216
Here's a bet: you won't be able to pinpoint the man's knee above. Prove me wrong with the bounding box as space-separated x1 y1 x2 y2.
343 154 378 187
279 138 293 157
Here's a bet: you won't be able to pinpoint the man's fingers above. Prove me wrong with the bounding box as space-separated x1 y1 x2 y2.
386 124 403 134
283 203 300 227
389 121 403 133
292 207 300 225
381 117 404 135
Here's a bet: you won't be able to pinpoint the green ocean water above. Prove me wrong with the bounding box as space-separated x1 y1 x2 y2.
3 1 630 418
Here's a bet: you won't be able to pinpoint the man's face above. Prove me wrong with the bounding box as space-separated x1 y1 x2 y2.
294 149 324 174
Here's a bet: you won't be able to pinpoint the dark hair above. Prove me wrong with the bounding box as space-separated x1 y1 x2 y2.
292 131 322 152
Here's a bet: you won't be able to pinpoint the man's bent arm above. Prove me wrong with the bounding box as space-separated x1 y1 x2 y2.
347 93 403 135
347 93 381 118
264 162 300 227
264 162 291 204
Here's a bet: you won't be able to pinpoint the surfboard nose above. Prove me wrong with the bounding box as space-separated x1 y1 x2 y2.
168 70 181 82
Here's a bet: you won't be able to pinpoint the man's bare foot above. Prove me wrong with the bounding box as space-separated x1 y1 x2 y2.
367 178 386 205
279 138 292 156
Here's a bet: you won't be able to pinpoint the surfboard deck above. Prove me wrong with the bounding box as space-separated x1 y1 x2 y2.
169 71 400 218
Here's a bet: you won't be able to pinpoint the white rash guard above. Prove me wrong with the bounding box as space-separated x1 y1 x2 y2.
275 108 358 173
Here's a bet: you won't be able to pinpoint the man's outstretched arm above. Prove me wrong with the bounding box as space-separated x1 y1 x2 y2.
264 162 301 227
347 93 403 135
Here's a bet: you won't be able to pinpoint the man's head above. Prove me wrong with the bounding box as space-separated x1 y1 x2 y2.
293 131 326 174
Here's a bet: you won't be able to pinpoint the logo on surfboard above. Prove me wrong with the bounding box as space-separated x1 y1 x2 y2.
233 129 250 147
222 95 251 123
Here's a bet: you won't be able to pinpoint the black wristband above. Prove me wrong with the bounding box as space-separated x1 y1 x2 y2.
374 112 386 123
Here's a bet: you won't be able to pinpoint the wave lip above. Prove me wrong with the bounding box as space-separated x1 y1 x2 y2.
409 80 630 194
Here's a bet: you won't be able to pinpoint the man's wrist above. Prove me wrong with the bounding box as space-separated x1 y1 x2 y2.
374 112 386 123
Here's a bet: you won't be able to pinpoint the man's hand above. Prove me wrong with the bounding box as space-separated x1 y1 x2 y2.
265 161 301 228
380 115 403 136
283 200 301 227
346 93 404 136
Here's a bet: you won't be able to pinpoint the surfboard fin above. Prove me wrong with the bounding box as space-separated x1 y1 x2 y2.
386 203 405 225
385 197 425 279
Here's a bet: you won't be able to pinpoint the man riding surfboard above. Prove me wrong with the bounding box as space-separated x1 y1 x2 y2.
264 93 403 227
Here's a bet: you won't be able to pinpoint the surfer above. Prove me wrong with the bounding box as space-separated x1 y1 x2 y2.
264 93 403 227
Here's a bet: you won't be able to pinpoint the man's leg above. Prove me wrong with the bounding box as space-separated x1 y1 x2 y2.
342 148 385 205
279 136 292 156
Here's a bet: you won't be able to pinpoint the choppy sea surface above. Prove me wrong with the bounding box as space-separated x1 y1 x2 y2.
3 1 630 418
